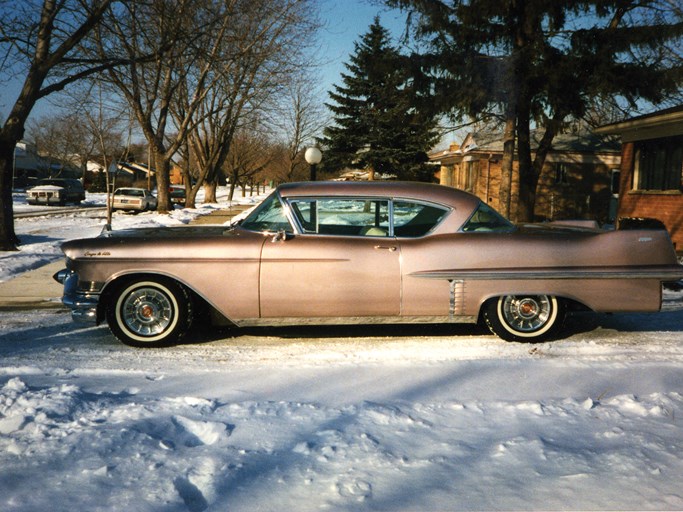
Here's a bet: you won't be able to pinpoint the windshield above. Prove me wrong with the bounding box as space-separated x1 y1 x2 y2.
240 192 292 232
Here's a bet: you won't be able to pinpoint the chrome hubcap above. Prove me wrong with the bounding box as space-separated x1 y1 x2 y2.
122 288 173 336
502 296 551 332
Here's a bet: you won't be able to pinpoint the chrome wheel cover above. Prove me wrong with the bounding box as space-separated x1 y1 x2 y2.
500 295 553 333
116 284 178 341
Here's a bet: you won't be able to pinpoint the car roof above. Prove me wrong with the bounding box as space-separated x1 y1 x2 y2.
277 181 478 205
275 181 483 233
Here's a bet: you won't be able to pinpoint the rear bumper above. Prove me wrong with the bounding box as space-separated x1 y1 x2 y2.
53 269 100 324
27 197 63 205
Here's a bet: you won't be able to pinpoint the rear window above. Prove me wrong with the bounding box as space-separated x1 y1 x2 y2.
116 189 144 197
393 201 449 237
461 203 514 232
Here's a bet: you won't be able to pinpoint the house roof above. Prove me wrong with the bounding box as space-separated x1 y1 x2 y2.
430 129 620 162
112 161 156 176
595 105 683 141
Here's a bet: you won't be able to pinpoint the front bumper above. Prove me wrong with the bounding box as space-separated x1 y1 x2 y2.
53 269 100 324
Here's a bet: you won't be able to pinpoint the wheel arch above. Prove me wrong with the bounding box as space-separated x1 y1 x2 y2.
475 291 590 323
97 271 230 326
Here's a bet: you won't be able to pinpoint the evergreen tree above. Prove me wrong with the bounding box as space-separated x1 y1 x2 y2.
322 17 438 181
385 0 683 220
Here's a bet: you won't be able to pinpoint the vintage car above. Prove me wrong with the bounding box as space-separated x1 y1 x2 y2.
169 184 187 205
26 178 86 206
110 187 158 212
54 181 683 347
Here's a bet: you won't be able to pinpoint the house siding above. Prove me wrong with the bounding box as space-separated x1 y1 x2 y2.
439 153 615 224
618 141 683 252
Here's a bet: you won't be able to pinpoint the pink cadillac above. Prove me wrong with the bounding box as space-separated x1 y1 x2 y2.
55 181 683 347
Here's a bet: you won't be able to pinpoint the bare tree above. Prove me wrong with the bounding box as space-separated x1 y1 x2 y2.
176 0 321 206
224 128 273 200
0 0 117 250
27 111 105 173
95 0 233 212
271 74 327 182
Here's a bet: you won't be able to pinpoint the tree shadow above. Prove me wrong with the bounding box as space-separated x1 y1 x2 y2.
16 233 62 245
563 309 683 336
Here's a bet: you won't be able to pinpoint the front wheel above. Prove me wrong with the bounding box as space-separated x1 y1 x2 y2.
483 295 565 342
105 278 193 347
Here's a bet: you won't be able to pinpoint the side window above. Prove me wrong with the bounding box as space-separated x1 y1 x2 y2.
240 193 292 232
289 198 390 237
461 203 514 232
393 201 449 237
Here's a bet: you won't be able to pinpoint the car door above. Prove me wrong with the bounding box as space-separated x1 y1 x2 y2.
259 197 400 318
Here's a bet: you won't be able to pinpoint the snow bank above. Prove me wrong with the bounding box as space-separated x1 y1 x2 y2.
1 372 683 511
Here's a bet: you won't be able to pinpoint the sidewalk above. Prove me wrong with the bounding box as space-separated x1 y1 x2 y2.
0 260 66 310
0 206 250 311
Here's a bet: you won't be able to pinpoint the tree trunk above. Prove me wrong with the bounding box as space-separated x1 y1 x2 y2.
529 117 562 219
499 115 516 221
0 139 20 250
152 149 171 213
516 104 535 222
203 181 218 203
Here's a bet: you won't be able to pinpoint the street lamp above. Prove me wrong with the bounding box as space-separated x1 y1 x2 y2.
304 147 322 181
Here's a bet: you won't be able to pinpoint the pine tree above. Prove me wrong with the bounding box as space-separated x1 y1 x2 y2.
322 18 438 181
385 0 683 220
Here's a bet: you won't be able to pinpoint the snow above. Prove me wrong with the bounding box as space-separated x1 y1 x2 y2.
1 187 683 511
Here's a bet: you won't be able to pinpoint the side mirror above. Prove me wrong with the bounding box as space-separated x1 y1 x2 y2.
271 230 290 243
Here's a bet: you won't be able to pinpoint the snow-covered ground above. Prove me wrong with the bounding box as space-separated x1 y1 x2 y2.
1 188 683 511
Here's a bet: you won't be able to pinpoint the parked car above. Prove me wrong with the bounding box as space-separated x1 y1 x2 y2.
55 181 683 347
110 188 157 212
26 178 85 206
169 184 186 205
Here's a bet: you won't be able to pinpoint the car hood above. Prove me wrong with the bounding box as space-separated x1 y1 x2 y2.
60 225 258 261
101 225 235 239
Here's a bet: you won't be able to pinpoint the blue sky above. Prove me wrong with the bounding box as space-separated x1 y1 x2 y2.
1 0 408 127
317 0 407 92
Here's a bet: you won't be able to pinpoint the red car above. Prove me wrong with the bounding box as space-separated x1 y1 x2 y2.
55 181 683 347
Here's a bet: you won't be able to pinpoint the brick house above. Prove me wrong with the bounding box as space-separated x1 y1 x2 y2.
429 131 622 224
596 106 683 253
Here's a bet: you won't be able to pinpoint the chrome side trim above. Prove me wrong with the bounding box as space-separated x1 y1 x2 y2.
234 315 478 327
411 265 683 281
449 280 465 318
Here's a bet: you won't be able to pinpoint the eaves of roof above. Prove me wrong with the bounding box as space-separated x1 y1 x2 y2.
595 105 683 137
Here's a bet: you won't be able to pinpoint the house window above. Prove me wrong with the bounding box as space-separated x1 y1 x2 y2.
461 160 477 192
633 135 683 191
555 163 569 185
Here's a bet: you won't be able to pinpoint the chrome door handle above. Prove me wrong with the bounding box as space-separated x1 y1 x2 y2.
374 245 397 251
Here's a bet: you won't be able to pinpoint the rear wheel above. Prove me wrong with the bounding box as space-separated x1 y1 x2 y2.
105 278 193 347
483 295 565 342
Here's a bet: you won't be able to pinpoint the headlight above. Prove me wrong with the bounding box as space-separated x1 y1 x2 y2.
53 269 70 284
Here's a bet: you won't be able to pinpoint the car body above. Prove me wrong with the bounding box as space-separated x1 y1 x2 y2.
169 184 186 205
110 188 157 212
55 181 683 347
26 178 86 206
